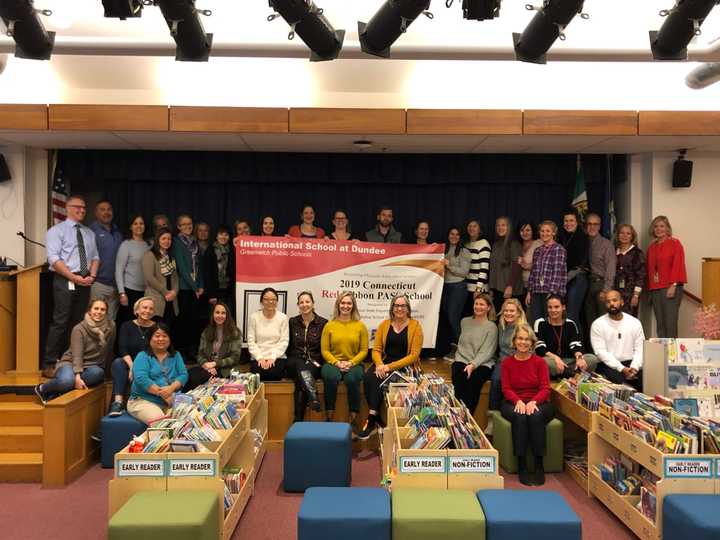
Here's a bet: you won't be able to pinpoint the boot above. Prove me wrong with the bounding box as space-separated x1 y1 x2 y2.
293 390 307 422
518 457 532 486
533 456 545 486
299 370 321 412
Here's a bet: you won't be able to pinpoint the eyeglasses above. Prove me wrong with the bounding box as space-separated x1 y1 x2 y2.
586 222 601 227
67 204 86 209
262 298 278 303
393 304 408 309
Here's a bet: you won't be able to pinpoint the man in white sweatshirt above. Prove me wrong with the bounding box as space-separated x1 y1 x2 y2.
590 289 645 390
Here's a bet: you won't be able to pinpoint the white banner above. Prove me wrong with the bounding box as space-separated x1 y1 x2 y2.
235 237 445 347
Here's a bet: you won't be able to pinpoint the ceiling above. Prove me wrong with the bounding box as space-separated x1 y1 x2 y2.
1 129 719 154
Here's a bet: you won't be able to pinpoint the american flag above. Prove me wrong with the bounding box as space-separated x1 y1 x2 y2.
51 167 68 224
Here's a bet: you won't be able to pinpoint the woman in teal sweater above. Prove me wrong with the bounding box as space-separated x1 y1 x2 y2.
128 322 188 425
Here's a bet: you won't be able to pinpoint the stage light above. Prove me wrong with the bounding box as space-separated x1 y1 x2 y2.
101 0 146 20
686 62 720 89
358 0 433 59
459 0 501 21
0 0 55 60
650 0 719 61
512 0 588 64
155 0 213 61
267 0 345 61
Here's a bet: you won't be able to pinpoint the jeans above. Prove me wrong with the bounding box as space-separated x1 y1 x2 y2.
441 282 467 347
111 357 132 397
565 272 588 328
41 364 105 397
321 363 363 413
500 400 554 457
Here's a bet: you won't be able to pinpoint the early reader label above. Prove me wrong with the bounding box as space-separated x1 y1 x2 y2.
168 459 215 477
117 459 166 477
664 458 713 478
399 456 446 473
448 456 495 474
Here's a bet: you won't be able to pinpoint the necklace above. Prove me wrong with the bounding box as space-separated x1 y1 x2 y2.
550 321 563 354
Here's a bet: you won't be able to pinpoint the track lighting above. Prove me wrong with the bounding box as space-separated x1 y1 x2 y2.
358 0 433 59
513 0 588 64
156 0 212 61
0 0 55 60
267 0 344 61
101 0 146 20
650 0 719 61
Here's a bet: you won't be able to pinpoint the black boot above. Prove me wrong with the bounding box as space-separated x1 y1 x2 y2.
293 389 307 422
533 456 545 486
299 370 321 412
518 457 532 486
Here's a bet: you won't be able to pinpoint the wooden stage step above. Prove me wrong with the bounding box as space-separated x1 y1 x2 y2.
0 402 43 427
0 426 43 453
0 452 43 482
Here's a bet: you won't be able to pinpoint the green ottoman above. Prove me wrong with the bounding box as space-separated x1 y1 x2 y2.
490 410 563 473
392 488 486 540
108 491 220 540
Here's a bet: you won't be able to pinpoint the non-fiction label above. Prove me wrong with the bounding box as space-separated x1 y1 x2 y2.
448 456 495 474
116 459 166 477
663 458 713 478
399 456 446 473
167 459 216 477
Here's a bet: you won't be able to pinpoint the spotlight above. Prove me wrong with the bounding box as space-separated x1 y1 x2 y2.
513 1 588 64
650 1 719 61
267 1 345 61
156 0 213 62
458 0 501 21
101 0 146 19
0 0 55 60
358 0 433 59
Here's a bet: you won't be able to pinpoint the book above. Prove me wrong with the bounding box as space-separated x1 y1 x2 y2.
673 398 699 417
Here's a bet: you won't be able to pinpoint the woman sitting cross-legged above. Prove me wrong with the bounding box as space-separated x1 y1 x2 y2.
127 322 188 425
500 323 554 486
358 294 423 440
248 287 290 381
108 296 157 416
35 298 116 405
186 301 242 391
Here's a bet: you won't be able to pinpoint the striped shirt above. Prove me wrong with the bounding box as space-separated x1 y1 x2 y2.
464 238 491 293
533 318 584 357
527 241 567 297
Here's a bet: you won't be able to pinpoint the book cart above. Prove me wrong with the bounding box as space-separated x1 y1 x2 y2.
380 383 504 491
551 383 593 491
108 384 268 540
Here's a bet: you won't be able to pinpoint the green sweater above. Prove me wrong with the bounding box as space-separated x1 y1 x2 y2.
321 319 368 366
196 327 242 378
454 317 498 369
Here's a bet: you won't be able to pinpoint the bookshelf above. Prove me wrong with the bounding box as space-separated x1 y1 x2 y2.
108 384 268 540
551 384 593 491
588 413 719 540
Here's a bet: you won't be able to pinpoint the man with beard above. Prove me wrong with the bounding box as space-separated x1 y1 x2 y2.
590 289 645 390
365 206 402 243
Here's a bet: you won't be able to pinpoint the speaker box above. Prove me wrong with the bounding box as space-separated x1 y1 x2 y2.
672 159 693 188
0 154 10 182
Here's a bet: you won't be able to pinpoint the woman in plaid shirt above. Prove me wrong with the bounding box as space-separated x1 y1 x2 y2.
526 220 567 325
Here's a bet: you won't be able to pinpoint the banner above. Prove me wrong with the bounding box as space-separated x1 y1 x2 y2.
235 237 445 347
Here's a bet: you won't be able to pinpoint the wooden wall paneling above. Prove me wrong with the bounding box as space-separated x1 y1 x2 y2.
289 108 406 134
639 111 720 135
0 278 15 373
523 110 638 135
406 109 522 135
170 107 289 133
0 104 48 130
48 105 169 131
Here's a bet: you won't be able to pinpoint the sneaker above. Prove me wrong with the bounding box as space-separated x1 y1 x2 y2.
90 429 102 443
356 418 378 440
34 384 47 406
108 401 124 417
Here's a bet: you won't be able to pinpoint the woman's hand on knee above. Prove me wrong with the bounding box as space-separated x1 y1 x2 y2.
74 374 87 390
525 400 539 415
513 401 526 414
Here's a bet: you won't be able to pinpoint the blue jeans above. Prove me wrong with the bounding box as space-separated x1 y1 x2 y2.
441 282 467 346
565 272 588 327
41 364 105 397
111 357 131 397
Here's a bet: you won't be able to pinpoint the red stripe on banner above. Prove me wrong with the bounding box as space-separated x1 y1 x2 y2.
235 236 444 283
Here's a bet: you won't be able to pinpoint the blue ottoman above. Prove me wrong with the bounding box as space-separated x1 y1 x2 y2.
477 489 581 540
664 495 720 540
283 422 352 492
298 487 390 540
101 412 147 468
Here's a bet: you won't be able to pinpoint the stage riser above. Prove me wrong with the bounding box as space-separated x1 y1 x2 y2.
0 454 42 482
0 427 43 453
0 403 43 427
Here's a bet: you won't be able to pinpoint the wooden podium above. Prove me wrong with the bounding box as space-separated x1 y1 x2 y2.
0 264 47 374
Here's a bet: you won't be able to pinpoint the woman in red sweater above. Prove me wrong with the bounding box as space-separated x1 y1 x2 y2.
500 323 554 486
646 216 687 338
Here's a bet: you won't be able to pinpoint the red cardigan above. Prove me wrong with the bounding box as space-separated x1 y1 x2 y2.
500 354 551 405
646 237 686 291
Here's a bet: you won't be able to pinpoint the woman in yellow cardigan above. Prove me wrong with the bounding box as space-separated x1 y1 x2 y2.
357 294 423 439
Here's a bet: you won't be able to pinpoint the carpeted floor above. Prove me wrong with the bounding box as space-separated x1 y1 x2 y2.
0 449 636 540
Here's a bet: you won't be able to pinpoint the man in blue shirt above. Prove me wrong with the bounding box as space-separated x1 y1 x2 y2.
43 195 100 374
90 200 123 320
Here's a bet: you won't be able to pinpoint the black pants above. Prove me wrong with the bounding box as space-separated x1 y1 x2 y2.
363 363 392 412
500 400 555 457
451 362 492 415
44 273 91 365
185 365 213 391
251 357 287 381
596 360 643 392
174 289 201 364
286 355 321 420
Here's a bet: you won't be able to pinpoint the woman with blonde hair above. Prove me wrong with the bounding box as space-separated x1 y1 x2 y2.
320 291 368 425
489 297 527 410
614 223 646 317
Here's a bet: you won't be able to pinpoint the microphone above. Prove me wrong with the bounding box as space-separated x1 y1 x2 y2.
17 231 45 248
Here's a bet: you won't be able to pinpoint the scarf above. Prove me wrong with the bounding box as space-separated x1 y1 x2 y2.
82 312 113 348
159 253 176 277
178 233 199 279
214 241 230 289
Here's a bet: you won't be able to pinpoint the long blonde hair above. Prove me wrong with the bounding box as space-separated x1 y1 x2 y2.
498 298 527 330
649 215 672 241
332 291 361 321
